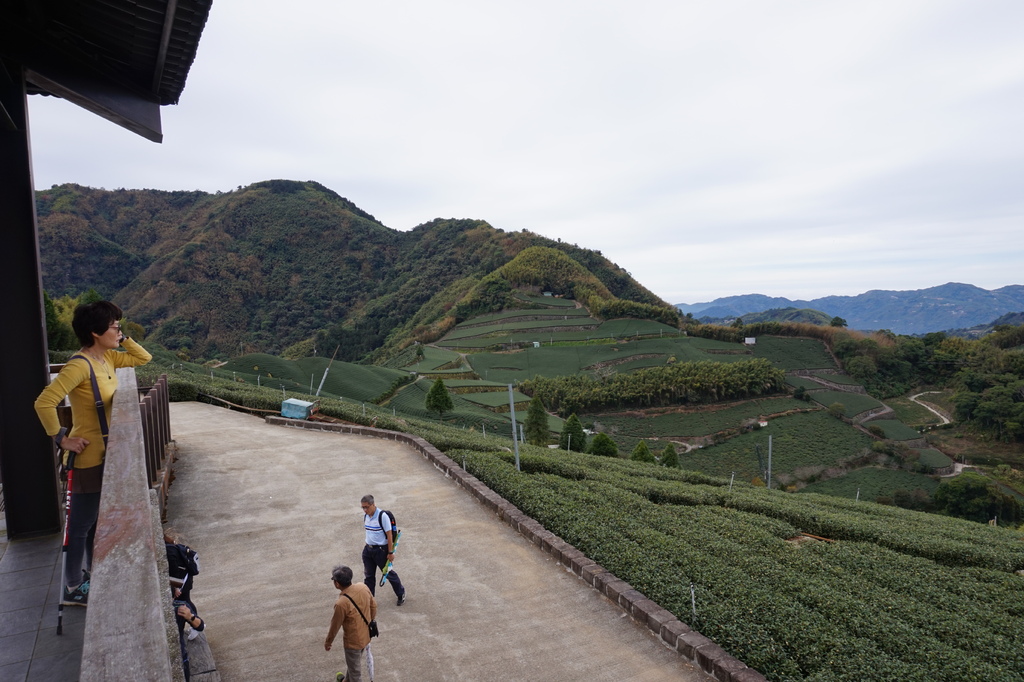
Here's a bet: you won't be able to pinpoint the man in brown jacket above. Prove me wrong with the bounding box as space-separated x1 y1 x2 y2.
325 565 378 682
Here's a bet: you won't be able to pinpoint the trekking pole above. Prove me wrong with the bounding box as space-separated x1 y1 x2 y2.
56 451 76 635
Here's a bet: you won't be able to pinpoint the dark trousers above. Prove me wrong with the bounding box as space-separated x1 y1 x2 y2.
66 492 100 588
362 544 404 597
174 599 201 682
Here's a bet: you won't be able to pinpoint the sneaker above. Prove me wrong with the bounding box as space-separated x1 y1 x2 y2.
335 673 345 682
396 592 406 607
62 582 89 607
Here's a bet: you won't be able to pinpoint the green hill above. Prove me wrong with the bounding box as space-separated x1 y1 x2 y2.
38 181 673 362
703 307 834 326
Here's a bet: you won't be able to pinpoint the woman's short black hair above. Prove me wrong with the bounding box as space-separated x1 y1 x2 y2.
72 301 123 347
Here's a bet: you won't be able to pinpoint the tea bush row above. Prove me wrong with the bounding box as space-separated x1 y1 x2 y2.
459 449 1024 680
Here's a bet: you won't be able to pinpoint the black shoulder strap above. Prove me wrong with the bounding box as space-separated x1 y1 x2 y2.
69 354 110 445
343 593 370 625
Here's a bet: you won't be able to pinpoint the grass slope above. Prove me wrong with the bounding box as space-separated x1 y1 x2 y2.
800 467 940 500
681 411 875 482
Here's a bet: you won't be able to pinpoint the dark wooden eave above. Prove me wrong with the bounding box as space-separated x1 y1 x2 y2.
0 0 213 142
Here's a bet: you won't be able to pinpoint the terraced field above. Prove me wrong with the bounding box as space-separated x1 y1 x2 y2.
868 419 921 440
811 390 885 417
439 318 681 348
810 370 862 386
403 346 463 372
679 410 875 482
218 353 409 403
751 336 838 370
385 378 520 432
595 397 818 439
800 467 940 500
511 292 578 308
441 315 601 341
466 336 757 383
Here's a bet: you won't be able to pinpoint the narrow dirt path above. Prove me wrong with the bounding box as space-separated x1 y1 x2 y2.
909 391 951 425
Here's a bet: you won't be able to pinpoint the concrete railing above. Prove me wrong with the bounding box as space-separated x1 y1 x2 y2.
79 368 183 681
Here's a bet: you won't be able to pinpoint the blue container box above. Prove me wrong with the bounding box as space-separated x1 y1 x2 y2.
281 398 314 419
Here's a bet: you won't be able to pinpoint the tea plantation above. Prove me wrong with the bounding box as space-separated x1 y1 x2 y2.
141 325 1024 681
460 446 1024 681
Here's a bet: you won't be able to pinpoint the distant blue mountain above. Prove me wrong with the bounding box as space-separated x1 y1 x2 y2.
676 282 1024 335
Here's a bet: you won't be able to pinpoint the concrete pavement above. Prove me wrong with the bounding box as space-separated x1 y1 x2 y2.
165 401 714 681
0 533 85 682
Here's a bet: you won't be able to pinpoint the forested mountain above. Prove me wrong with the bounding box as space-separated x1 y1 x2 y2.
700 307 834 326
678 283 1024 334
37 180 672 361
945 311 1024 339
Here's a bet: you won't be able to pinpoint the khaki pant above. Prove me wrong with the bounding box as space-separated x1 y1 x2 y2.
343 646 366 682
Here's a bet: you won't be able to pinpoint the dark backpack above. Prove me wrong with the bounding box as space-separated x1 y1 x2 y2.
377 509 399 538
166 542 200 583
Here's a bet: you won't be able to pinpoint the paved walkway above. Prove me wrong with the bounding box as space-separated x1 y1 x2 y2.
166 401 713 681
0 532 84 682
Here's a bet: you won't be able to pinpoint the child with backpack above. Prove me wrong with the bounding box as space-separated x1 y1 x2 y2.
164 529 204 639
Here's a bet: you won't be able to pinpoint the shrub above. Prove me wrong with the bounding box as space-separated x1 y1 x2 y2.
588 432 619 457
559 414 587 452
630 440 655 463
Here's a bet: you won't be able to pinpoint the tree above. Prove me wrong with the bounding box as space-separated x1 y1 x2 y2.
630 440 656 463
660 442 679 467
587 432 618 457
934 472 1022 524
44 291 76 351
559 414 586 452
866 423 886 438
830 316 848 328
892 488 935 513
845 355 878 383
524 395 550 446
424 377 453 422
828 402 846 419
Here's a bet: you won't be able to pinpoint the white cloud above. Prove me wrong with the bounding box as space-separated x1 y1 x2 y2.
27 0 1024 303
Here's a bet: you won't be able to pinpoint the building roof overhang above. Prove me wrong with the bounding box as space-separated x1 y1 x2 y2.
0 0 214 142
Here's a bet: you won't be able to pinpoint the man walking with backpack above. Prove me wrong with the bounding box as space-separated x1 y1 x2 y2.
360 495 406 606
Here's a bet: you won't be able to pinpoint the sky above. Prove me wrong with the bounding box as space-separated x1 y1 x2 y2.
27 0 1024 305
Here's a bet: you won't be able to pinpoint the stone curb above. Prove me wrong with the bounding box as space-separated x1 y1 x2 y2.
266 416 768 682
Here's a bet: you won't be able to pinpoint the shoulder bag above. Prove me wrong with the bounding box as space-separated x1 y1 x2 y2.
343 594 379 638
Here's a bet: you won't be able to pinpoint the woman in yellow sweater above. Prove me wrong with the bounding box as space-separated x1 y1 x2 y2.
34 301 152 606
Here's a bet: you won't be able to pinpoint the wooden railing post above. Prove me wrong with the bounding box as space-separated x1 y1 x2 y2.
79 368 179 680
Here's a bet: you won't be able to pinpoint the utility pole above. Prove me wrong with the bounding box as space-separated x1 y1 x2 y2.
508 385 520 471
316 345 340 397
